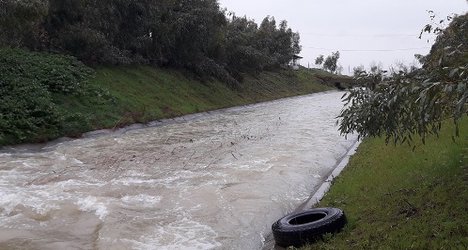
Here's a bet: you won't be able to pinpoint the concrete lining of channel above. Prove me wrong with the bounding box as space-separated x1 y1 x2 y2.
262 138 361 250
297 138 361 211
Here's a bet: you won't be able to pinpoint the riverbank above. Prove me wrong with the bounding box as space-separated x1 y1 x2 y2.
1 48 352 146
300 118 468 249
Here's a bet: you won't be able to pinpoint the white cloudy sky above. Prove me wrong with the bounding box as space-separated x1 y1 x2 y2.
219 0 467 74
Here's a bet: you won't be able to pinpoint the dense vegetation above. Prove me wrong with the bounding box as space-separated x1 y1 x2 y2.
0 0 301 84
0 48 101 144
339 13 467 144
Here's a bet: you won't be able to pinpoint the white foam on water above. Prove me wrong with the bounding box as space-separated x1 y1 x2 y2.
113 138 125 144
111 177 159 186
21 162 35 168
0 181 73 217
125 170 151 177
54 179 105 190
121 195 162 207
0 169 30 184
76 196 109 220
53 152 67 161
112 171 228 189
70 158 83 165
0 192 26 216
128 217 221 250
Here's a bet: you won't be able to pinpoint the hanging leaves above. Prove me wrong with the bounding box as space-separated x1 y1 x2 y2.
338 14 467 144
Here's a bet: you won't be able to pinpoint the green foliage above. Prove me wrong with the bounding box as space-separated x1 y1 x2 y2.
0 48 95 145
340 67 466 144
0 0 302 85
0 77 61 144
0 0 48 49
338 14 467 144
1 48 93 94
352 64 386 90
315 55 324 66
323 51 340 73
423 14 468 69
223 15 301 80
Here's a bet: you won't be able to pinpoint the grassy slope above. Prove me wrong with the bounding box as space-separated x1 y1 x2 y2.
55 66 334 134
302 118 468 249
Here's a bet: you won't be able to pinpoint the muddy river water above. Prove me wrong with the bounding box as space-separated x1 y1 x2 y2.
0 91 357 250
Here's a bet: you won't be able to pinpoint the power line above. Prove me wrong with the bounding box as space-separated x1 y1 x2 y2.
301 33 421 38
306 46 431 52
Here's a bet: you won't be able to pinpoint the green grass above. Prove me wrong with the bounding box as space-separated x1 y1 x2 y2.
299 119 468 249
53 66 333 136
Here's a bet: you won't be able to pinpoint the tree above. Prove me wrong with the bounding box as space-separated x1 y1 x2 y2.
323 51 340 73
0 0 303 85
414 54 427 65
0 0 48 49
338 13 467 144
315 55 324 66
291 32 302 56
353 65 365 78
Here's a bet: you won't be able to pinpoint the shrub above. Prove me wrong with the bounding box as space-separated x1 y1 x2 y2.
0 77 61 144
0 48 93 94
0 48 95 145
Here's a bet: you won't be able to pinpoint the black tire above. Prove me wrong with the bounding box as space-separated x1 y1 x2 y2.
272 207 347 248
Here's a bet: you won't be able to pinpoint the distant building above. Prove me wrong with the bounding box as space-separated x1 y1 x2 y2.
290 55 303 70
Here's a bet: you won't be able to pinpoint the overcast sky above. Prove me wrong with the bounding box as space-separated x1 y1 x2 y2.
219 0 467 74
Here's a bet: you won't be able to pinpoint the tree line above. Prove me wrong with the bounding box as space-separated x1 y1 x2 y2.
0 0 301 85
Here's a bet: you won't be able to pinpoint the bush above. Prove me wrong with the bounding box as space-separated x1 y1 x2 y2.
0 48 93 94
188 57 239 87
0 77 61 144
0 48 95 145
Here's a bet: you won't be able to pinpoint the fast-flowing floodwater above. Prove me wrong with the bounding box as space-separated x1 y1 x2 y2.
0 91 357 250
